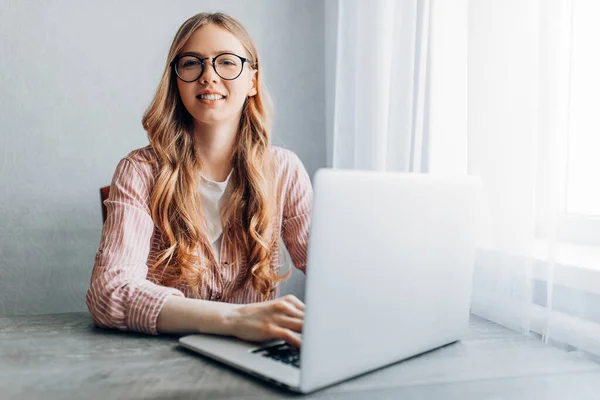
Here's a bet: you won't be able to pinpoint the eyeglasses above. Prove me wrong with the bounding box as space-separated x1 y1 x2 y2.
170 52 252 82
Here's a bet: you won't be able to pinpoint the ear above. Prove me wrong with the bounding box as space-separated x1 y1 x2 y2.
248 69 258 97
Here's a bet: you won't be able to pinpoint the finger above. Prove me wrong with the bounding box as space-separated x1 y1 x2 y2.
282 295 305 312
280 303 304 319
272 299 304 319
272 326 302 348
276 315 303 333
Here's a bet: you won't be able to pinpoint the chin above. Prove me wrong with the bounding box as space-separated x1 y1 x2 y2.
193 113 227 125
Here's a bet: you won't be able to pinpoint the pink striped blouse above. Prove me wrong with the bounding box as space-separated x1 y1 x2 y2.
86 146 313 335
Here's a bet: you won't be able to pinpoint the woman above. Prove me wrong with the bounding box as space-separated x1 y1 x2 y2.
86 12 312 348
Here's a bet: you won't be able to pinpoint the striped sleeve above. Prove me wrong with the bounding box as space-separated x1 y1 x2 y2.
85 157 184 335
281 152 313 273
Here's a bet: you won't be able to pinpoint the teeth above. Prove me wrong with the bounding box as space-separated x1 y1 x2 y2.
198 94 224 100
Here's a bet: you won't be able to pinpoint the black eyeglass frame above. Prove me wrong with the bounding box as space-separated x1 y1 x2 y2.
170 52 254 82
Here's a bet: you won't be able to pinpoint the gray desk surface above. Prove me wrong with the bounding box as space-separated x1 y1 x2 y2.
2 313 600 400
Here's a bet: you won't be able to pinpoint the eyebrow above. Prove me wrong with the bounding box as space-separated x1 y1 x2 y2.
180 50 240 57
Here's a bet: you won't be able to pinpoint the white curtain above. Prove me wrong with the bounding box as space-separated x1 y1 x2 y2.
328 0 600 360
469 0 600 360
329 0 430 172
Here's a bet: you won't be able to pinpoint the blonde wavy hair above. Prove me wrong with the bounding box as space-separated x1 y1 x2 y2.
139 12 290 300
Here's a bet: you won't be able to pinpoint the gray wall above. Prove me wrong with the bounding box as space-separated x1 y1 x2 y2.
0 0 326 316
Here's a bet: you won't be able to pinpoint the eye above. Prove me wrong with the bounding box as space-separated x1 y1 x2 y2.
183 60 201 67
218 58 238 66
177 56 202 69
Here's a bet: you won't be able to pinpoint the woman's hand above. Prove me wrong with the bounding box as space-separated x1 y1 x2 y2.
226 294 305 347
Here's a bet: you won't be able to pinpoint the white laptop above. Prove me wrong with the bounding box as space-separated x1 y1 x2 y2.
179 168 482 394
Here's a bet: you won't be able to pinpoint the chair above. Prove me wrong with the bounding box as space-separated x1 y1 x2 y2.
100 186 110 224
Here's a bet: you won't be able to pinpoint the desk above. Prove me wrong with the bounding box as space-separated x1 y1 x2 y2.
1 313 600 399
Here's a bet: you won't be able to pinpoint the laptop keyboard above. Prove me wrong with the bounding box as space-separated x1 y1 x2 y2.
251 342 301 368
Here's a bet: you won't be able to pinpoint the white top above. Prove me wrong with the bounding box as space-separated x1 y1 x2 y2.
198 170 232 265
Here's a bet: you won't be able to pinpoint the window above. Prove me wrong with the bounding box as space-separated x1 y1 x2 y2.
553 0 600 249
565 0 600 218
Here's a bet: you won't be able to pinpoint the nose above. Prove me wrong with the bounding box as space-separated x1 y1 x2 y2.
198 59 219 83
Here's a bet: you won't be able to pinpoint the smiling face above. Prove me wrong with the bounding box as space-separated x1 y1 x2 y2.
175 23 257 127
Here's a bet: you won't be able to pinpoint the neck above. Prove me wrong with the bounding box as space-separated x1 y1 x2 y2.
193 117 239 182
